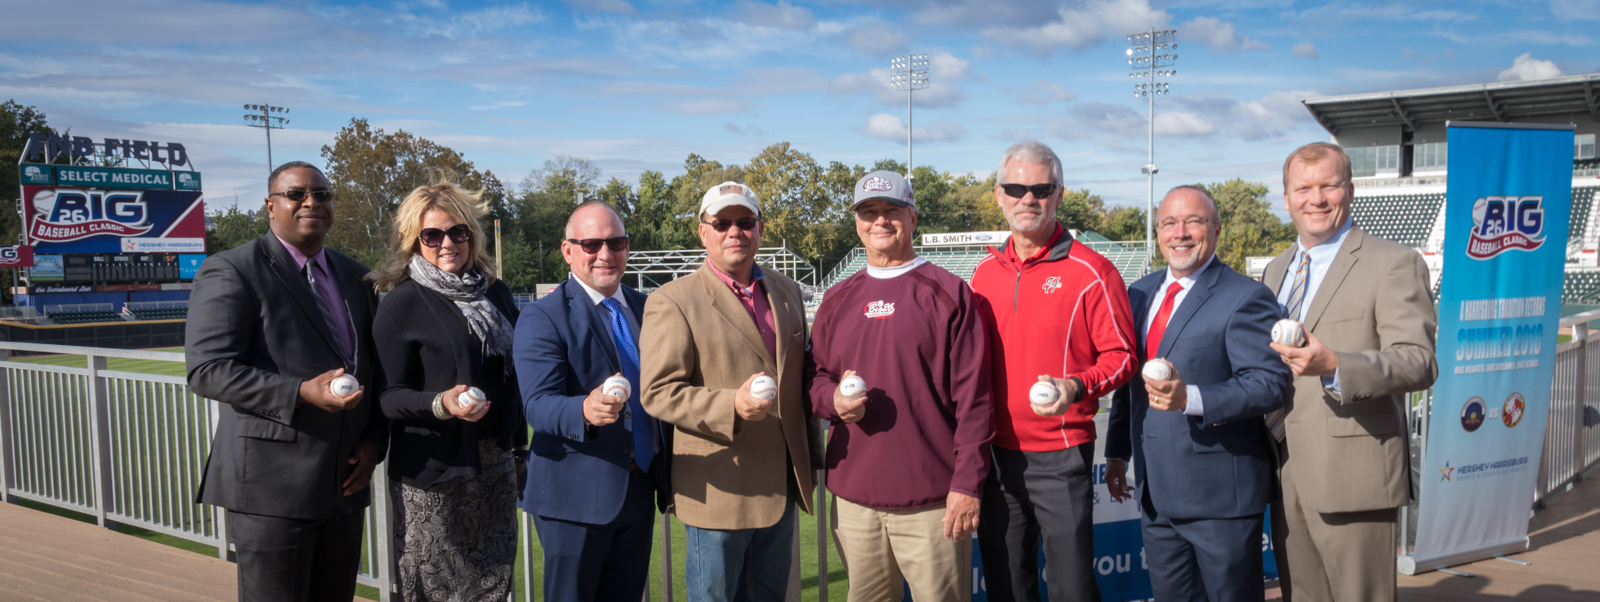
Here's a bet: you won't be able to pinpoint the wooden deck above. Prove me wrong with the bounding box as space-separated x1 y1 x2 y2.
0 474 1596 602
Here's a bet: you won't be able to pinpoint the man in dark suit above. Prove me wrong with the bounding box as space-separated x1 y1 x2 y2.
185 161 387 602
514 200 670 602
1107 185 1291 602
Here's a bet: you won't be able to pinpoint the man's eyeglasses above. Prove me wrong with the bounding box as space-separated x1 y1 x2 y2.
1157 217 1212 232
701 217 759 233
567 236 630 254
419 224 471 247
1000 183 1059 199
269 189 334 204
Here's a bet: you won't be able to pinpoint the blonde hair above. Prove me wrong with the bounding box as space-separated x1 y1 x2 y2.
1282 142 1353 189
374 182 496 290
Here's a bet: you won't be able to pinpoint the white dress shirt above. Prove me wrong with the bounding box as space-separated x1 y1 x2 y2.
1275 218 1353 391
1143 256 1215 418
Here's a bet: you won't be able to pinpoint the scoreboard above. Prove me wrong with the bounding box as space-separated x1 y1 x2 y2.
61 254 181 282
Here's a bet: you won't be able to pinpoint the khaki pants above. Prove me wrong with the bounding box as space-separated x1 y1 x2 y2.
1273 441 1398 602
832 497 971 602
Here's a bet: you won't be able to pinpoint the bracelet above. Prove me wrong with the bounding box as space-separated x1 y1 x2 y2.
431 393 453 420
512 449 529 462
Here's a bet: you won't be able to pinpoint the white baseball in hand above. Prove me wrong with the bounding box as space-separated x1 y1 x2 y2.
329 374 360 397
1272 319 1307 348
1141 359 1172 381
1028 380 1060 406
750 375 778 400
457 387 486 412
603 376 631 399
840 375 866 398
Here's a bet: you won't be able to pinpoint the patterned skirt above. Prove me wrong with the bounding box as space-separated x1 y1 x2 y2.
390 439 518 602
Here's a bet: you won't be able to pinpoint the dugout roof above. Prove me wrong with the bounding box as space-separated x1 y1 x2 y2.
1303 73 1600 135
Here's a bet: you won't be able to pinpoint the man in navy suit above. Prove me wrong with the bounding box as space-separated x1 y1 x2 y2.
514 201 671 602
1106 185 1291 602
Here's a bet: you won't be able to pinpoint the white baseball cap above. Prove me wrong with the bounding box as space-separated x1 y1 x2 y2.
700 181 761 218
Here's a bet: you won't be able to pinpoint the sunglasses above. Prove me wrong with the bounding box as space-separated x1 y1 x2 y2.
269 189 334 204
1000 183 1059 199
701 217 759 233
567 236 630 254
419 224 471 247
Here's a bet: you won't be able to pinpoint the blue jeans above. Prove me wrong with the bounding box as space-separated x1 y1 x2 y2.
684 500 797 602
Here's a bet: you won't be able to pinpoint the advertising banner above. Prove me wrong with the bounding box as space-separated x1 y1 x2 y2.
0 245 33 268
179 254 207 279
21 184 206 254
31 254 64 281
1408 122 1573 572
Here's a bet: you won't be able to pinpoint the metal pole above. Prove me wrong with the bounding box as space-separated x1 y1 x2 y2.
0 348 13 505
907 76 913 178
86 354 114 527
495 219 503 280
1146 28 1156 252
1575 324 1589 482
264 110 274 176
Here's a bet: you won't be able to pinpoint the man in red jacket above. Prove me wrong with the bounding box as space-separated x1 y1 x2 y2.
971 141 1139 602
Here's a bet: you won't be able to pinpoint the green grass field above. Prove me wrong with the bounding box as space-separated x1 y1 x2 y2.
8 348 850 601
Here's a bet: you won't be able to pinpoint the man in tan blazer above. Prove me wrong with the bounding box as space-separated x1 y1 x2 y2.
640 182 817 602
1264 142 1438 602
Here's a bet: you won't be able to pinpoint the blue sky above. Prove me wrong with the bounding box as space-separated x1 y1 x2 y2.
3 0 1598 213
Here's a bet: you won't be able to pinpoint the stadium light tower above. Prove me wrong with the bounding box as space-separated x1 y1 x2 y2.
243 104 290 178
889 54 929 180
1126 29 1177 255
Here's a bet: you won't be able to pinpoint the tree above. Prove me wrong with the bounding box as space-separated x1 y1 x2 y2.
0 100 51 299
205 205 270 253
628 170 694 252
522 155 602 201
319 118 481 268
1100 207 1147 241
1202 179 1295 272
1058 189 1106 233
745 143 832 259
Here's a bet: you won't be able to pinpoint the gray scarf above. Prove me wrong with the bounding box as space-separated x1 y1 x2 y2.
408 254 514 362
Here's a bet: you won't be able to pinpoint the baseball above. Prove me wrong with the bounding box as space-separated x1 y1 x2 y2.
1029 380 1060 406
457 387 486 412
603 376 631 399
750 375 778 400
1272 319 1307 348
1142 359 1172 381
329 374 360 397
840 375 866 398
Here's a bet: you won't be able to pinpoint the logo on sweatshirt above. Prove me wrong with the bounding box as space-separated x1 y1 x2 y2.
863 300 895 319
1042 276 1062 294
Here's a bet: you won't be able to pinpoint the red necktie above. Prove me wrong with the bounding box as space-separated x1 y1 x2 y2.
1145 281 1185 360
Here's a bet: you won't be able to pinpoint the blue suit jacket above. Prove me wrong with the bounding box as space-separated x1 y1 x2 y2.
515 279 671 524
1107 260 1290 521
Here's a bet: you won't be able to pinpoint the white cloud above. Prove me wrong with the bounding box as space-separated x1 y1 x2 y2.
1180 16 1270 53
1002 80 1077 105
980 0 1172 57
734 1 815 30
1032 89 1317 143
1551 0 1600 20
1498 52 1563 81
829 50 975 108
562 0 636 15
470 101 527 111
659 99 757 115
860 114 967 143
1292 42 1319 60
845 25 908 56
420 4 545 38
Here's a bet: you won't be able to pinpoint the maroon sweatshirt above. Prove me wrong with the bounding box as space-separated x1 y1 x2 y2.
806 260 995 509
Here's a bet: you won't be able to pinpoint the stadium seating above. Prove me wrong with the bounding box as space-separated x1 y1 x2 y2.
124 307 190 321
1573 187 1598 242
48 311 125 325
1352 193 1444 248
1565 270 1600 304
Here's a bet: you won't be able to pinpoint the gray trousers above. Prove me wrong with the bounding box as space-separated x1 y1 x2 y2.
228 508 364 602
977 444 1101 602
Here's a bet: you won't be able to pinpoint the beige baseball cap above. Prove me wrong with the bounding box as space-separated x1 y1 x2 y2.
700 181 761 217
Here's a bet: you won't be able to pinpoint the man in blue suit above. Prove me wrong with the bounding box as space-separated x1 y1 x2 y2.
514 201 671 602
1106 185 1291 602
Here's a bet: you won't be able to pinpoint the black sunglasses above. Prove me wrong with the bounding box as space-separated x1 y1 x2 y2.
567 236 630 254
701 217 759 233
419 224 471 247
269 189 334 204
1000 183 1059 199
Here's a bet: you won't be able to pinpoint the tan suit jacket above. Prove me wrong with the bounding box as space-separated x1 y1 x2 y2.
1264 224 1437 514
640 263 819 530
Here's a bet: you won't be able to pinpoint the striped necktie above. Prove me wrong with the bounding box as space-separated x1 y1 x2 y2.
304 261 351 368
1265 251 1310 442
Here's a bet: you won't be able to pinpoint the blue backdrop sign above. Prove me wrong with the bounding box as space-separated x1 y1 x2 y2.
1409 122 1573 573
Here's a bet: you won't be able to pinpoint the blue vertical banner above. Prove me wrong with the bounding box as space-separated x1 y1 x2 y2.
1409 122 1573 573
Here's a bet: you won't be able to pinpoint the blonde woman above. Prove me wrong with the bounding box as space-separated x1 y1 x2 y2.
372 182 524 601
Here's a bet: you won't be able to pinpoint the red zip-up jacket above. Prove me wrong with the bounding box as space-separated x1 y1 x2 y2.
971 225 1138 451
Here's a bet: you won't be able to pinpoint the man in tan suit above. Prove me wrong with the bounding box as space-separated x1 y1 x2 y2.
1264 142 1438 602
640 182 817 602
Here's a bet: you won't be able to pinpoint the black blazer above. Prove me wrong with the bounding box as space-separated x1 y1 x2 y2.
185 233 387 520
374 277 525 489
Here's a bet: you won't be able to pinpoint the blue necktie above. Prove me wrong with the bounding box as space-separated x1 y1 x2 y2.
602 298 654 473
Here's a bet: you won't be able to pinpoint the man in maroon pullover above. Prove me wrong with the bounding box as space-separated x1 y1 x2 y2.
806 170 995 601
971 141 1139 602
